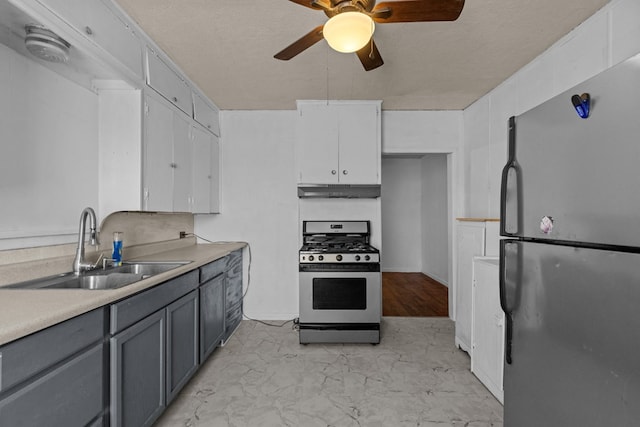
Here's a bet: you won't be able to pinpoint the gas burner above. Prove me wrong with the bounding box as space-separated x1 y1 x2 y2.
300 220 380 264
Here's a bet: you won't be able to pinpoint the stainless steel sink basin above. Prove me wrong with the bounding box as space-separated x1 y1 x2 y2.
4 261 191 290
114 262 189 277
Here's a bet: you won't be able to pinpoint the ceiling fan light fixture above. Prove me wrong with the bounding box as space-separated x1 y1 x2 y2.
323 11 375 53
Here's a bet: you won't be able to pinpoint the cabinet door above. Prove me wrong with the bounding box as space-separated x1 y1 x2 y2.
0 343 104 427
191 126 212 214
336 103 379 184
37 0 143 78
144 95 174 211
193 92 220 136
172 113 192 212
200 273 225 361
471 258 504 403
110 310 166 427
166 291 199 404
454 222 486 352
297 103 339 184
146 48 192 116
210 134 220 213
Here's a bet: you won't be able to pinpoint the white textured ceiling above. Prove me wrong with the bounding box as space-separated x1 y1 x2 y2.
114 0 610 110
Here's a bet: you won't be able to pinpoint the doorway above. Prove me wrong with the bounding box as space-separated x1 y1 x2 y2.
381 154 451 317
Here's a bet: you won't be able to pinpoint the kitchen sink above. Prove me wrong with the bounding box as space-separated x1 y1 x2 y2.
3 261 191 290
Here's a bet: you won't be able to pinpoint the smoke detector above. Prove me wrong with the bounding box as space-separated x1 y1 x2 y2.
24 25 70 63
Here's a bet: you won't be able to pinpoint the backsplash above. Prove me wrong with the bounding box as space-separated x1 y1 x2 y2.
0 211 195 287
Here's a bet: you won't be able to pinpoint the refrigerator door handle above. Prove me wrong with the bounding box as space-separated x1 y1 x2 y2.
500 116 521 237
500 240 517 364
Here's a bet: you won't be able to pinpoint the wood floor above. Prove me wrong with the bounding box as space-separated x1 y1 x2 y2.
382 272 449 317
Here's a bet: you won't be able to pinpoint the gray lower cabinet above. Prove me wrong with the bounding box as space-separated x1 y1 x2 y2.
224 249 243 343
110 309 166 427
199 272 225 361
166 290 199 403
0 309 106 427
110 270 199 427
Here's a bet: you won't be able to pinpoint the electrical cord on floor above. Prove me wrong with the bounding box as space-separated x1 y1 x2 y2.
188 233 297 329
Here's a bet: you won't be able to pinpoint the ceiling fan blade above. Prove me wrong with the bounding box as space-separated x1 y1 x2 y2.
274 25 325 60
287 0 330 10
372 0 465 23
356 39 384 71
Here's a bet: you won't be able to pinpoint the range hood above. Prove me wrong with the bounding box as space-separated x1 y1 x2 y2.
297 184 381 199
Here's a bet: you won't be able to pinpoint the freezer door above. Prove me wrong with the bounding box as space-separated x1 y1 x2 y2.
501 53 640 247
500 239 640 427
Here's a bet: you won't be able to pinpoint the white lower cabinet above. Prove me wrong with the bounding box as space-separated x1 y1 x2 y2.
471 257 504 403
454 219 499 352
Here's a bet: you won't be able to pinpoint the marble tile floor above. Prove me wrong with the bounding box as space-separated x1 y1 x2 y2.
155 317 503 427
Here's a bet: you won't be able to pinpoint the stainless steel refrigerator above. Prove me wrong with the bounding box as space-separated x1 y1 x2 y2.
500 53 640 426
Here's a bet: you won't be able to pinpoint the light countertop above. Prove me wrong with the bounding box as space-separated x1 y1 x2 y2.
0 242 246 346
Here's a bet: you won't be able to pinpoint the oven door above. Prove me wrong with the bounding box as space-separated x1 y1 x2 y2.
299 269 381 324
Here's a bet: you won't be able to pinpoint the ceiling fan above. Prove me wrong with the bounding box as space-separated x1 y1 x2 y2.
274 0 465 71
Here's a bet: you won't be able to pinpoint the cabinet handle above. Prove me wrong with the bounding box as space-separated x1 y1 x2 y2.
342 170 348 175
172 97 178 103
331 170 337 175
85 26 93 36
170 163 177 168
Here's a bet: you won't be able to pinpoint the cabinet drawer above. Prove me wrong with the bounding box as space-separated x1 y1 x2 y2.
37 0 143 78
0 308 104 392
200 257 227 283
224 305 242 342
146 47 193 116
226 279 243 308
226 303 242 325
0 343 104 427
110 270 198 334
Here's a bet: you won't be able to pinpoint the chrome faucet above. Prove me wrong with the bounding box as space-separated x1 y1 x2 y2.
72 207 100 274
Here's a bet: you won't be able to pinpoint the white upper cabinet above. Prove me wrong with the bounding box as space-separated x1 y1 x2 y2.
193 92 220 136
191 126 220 214
144 95 219 214
191 125 221 214
36 0 143 79
297 100 381 185
144 95 174 212
172 113 192 212
146 47 193 116
144 94 192 212
209 135 220 213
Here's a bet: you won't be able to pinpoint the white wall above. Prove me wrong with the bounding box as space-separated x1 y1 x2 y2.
463 0 640 217
421 154 449 285
0 43 99 250
194 110 300 320
381 157 423 272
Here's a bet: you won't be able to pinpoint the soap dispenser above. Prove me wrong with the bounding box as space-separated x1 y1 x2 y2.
112 232 123 266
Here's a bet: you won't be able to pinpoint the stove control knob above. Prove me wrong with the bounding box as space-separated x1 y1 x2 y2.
365 255 370 261
355 255 361 261
308 255 314 261
318 255 324 261
336 255 343 261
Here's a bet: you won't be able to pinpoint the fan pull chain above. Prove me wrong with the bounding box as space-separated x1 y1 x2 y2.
326 43 329 104
369 38 374 59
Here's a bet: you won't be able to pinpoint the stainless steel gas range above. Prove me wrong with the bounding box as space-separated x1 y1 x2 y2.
298 220 381 344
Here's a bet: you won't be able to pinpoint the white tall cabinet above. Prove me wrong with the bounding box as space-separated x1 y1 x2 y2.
454 218 499 352
296 100 381 185
471 256 504 403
